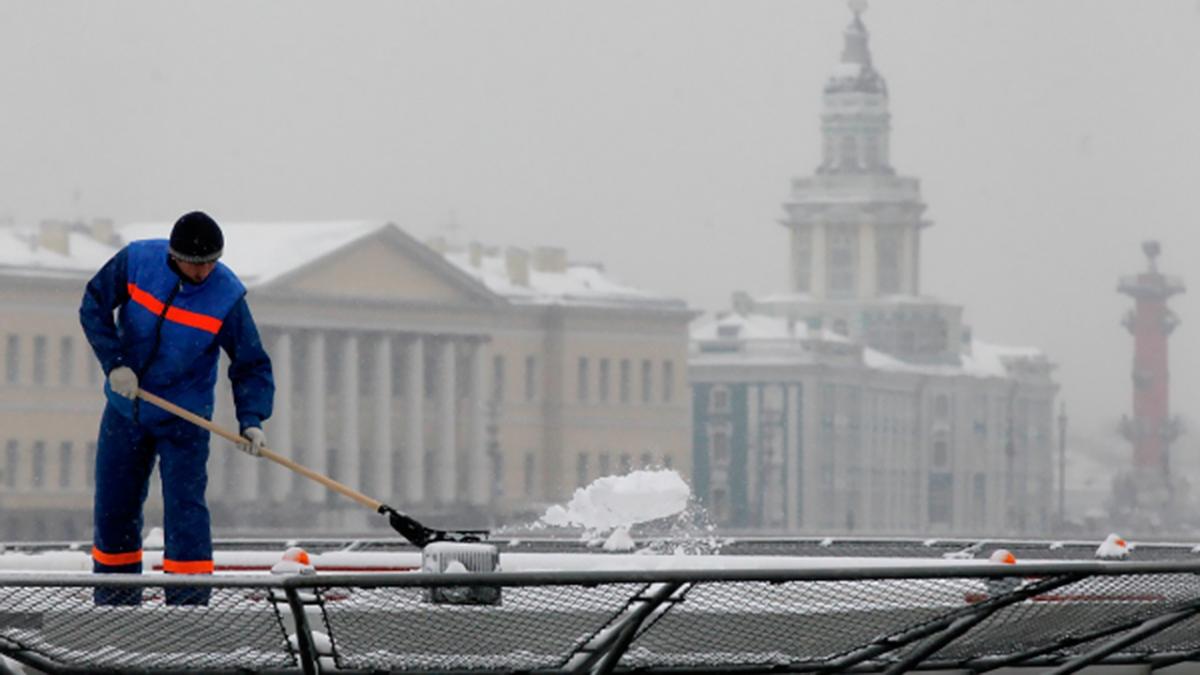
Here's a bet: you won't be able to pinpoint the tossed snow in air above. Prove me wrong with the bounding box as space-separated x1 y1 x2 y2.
540 469 691 536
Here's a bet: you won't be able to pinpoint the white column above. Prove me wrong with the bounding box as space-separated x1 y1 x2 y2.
304 331 327 502
746 384 760 524
786 384 801 531
467 339 488 505
339 334 360 491
436 339 457 504
858 221 877 299
269 331 293 503
402 336 425 503
371 334 393 500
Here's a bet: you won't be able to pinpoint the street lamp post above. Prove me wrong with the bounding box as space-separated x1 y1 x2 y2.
1057 401 1067 531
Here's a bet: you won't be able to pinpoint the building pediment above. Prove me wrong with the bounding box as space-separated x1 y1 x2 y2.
258 225 504 307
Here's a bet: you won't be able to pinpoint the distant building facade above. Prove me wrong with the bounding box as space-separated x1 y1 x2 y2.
690 6 1059 536
0 220 693 539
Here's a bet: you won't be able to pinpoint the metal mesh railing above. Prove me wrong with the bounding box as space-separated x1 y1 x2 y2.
0 579 295 673
1 562 1200 673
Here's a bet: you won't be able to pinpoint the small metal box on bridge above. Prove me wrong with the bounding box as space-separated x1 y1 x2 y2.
421 541 502 606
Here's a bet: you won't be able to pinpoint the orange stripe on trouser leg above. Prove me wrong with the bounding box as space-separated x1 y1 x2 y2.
92 546 143 566
162 559 214 574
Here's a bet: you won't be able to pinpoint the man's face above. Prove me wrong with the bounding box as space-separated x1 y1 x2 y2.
175 258 217 284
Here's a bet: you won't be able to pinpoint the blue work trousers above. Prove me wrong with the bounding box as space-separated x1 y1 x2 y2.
92 403 213 605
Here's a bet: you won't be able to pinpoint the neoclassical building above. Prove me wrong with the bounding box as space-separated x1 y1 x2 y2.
690 6 1059 536
0 220 693 539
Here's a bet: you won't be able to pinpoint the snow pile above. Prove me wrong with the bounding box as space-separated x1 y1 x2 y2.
142 527 164 549
602 526 635 552
1096 533 1130 559
271 547 315 575
988 549 1017 564
541 469 691 537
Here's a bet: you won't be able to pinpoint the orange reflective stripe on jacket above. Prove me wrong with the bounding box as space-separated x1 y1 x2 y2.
162 558 214 574
92 546 143 566
127 282 223 334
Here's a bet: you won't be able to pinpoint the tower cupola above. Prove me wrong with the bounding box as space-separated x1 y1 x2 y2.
818 0 892 175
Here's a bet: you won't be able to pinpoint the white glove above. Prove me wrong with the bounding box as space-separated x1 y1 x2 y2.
108 366 138 399
239 427 267 457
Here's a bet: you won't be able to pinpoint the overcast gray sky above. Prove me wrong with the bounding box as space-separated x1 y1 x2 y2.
2 0 1199 469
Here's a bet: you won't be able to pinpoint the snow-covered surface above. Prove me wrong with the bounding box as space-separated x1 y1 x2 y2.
1096 533 1130 559
0 226 117 276
602 527 635 552
119 221 383 287
444 248 684 309
692 311 1048 379
1 220 685 309
142 527 164 550
540 469 692 536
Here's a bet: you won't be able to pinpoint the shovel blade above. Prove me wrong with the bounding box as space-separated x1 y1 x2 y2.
381 506 489 548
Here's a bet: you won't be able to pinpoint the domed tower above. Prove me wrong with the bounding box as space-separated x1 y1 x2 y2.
761 0 960 365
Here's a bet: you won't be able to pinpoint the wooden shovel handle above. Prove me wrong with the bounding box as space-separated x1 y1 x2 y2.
136 389 383 512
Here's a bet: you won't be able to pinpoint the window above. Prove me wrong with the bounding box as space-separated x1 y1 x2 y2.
598 359 610 402
619 453 632 475
934 395 950 419
876 233 902 294
576 453 589 487
640 451 653 468
31 441 45 489
3 441 16 489
710 386 730 413
864 133 881 169
827 227 858 296
59 441 72 488
641 359 652 402
712 430 730 463
839 134 858 170
523 452 536 496
619 359 631 403
933 439 949 467
577 357 590 402
661 360 674 402
928 473 953 525
972 473 987 527
59 336 74 386
598 452 611 477
492 355 505 402
663 454 674 470
524 355 536 401
5 335 18 384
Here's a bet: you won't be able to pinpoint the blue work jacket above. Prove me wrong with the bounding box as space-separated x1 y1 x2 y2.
80 239 274 430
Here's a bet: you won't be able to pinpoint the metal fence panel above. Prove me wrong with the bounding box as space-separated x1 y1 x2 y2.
0 584 294 672
318 583 647 672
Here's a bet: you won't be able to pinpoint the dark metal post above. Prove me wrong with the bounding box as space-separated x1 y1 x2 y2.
283 586 320 675
1057 400 1067 530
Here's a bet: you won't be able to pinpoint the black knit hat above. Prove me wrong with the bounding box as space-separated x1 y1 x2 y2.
169 211 224 264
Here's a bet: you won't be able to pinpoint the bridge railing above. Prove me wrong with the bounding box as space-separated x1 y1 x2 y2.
1 561 1199 674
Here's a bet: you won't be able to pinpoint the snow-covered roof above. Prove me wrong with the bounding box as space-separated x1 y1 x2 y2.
0 226 118 278
0 220 686 310
443 248 686 310
691 311 1049 380
119 220 385 287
